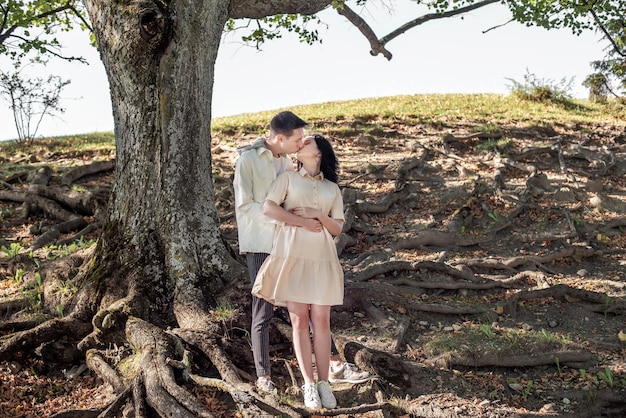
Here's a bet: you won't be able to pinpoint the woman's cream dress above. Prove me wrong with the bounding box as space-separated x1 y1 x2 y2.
252 168 344 307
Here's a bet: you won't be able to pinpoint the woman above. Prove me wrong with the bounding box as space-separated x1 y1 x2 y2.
252 134 344 410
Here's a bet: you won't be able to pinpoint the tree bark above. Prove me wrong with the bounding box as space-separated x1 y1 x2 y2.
81 0 244 330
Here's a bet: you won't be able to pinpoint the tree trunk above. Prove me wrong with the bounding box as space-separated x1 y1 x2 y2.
81 0 242 330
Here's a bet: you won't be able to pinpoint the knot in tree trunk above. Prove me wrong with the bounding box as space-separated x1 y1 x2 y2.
138 2 171 52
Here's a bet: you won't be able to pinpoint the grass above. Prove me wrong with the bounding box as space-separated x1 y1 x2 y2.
0 131 115 156
1 93 625 161
211 94 626 139
425 323 574 359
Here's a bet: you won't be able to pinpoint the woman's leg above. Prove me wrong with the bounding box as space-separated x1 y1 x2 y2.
287 301 315 384
309 304 331 382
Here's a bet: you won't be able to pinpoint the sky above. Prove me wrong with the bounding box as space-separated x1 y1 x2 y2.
0 1 607 142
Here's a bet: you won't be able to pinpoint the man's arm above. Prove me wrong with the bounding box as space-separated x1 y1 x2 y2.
233 155 266 222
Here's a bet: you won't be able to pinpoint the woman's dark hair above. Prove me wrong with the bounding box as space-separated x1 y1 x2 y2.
313 134 339 184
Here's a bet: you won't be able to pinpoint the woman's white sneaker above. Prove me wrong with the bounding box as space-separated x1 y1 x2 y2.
316 381 337 409
302 383 322 409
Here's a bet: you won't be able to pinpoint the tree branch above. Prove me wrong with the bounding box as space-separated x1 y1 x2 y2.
375 0 500 58
588 7 625 58
335 3 392 60
1 4 74 45
228 0 332 19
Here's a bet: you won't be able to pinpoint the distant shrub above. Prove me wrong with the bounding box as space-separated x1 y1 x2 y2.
0 66 70 144
507 70 574 103
583 58 626 103
583 73 611 103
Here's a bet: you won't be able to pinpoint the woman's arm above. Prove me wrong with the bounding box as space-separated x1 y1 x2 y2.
263 200 322 232
290 207 344 236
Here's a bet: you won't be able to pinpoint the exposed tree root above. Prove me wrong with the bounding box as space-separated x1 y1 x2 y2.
0 317 41 331
0 298 32 319
60 160 115 186
187 373 296 417
349 230 494 268
28 184 106 216
493 246 597 269
170 329 244 386
81 314 309 417
25 192 83 222
354 184 410 214
49 409 102 417
506 283 626 316
386 276 520 291
578 392 626 418
0 161 108 251
343 341 440 396
31 216 89 249
300 402 389 416
348 259 480 283
425 350 596 369
125 318 215 418
97 383 132 417
390 316 411 352
0 313 92 361
86 349 125 393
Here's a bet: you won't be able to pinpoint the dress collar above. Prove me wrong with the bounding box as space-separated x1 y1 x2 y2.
298 166 324 180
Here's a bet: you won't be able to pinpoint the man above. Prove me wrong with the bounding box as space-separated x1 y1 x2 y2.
233 111 369 393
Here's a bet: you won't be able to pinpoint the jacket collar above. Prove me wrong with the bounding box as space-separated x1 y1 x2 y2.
237 137 283 157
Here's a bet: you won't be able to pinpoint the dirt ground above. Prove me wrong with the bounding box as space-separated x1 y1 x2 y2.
1 114 626 417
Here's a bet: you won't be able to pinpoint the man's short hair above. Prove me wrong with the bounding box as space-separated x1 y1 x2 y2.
270 111 308 137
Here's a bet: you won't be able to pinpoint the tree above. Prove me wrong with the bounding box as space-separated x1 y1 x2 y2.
0 66 70 143
0 0 89 65
0 1 623 416
1 1 89 142
582 15 626 101
506 0 625 101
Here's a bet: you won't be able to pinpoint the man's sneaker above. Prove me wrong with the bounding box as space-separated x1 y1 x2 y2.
256 376 275 394
329 362 370 384
302 383 322 409
316 380 337 409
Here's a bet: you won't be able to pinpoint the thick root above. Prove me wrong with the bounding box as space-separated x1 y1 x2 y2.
0 314 91 362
